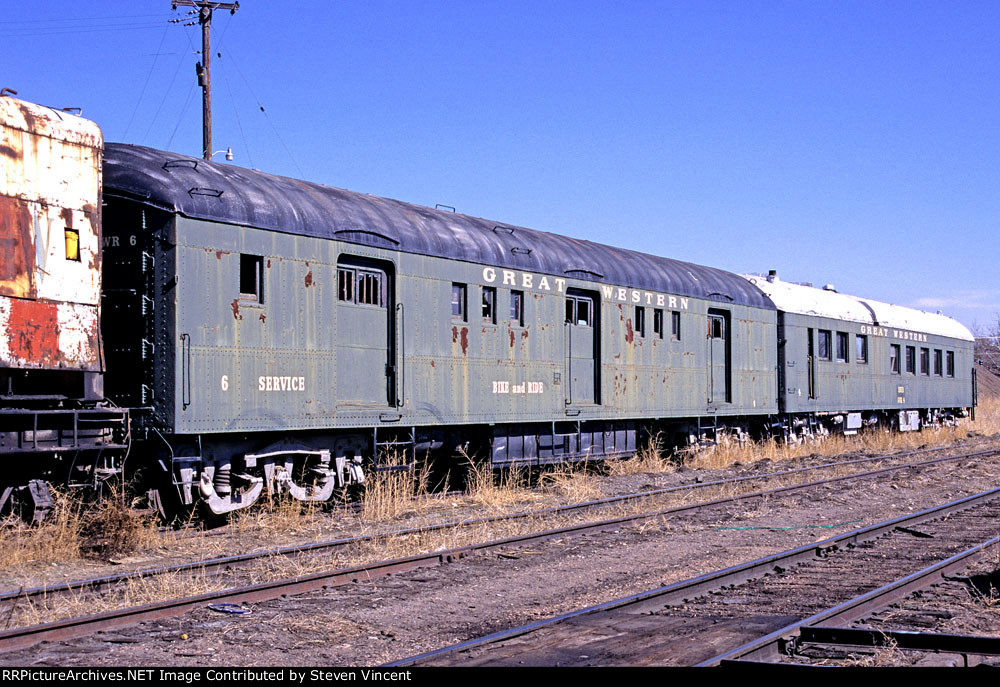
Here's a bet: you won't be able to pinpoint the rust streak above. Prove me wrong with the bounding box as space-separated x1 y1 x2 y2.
460 327 469 356
509 329 515 348
231 299 242 320
304 270 313 288
0 196 35 298
452 326 458 344
625 319 634 344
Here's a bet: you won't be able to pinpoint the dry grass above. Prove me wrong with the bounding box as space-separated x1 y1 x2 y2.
539 465 602 502
847 635 910 667
360 451 434 522
607 433 676 476
0 486 158 572
686 399 1000 472
0 489 84 570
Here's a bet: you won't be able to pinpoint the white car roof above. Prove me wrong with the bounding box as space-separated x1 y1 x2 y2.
742 274 974 342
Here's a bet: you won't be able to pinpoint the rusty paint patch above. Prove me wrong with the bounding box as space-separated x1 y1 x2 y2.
521 329 529 340
430 360 435 368
304 270 313 288
231 299 242 320
0 196 34 298
0 144 19 159
259 313 266 323
216 250 225 260
509 329 515 347
59 206 73 227
7 298 58 365
460 327 469 355
266 259 271 268
451 326 458 344
625 319 634 343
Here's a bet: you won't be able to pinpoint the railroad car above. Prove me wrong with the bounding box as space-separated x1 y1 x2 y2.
744 272 974 440
99 143 975 518
0 94 127 523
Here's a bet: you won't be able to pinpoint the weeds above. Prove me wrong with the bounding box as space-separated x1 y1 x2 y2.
607 433 676 476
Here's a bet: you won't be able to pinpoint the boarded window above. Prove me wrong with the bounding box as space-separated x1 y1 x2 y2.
240 254 264 303
64 228 80 261
635 306 645 338
672 311 681 340
653 309 663 339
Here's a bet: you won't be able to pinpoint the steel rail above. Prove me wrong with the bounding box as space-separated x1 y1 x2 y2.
4 444 994 615
4 459 997 656
386 485 1000 667
705 532 1000 666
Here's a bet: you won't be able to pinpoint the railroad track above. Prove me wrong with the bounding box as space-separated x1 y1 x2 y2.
0 443 996 655
2 443 993 620
390 487 1000 666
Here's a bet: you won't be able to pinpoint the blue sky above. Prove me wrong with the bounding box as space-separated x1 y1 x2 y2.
5 1 998 331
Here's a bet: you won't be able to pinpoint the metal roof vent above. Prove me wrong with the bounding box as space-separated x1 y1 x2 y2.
767 269 778 283
822 284 837 292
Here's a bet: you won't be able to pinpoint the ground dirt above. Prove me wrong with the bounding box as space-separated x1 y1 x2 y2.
2 434 1000 667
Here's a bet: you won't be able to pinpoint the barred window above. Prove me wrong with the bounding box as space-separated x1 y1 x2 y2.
452 283 467 320
510 290 524 326
338 266 384 307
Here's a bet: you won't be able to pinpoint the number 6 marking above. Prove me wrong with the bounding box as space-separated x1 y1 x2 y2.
221 375 229 391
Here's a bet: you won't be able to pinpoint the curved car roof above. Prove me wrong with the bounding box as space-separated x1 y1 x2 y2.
103 143 774 310
742 274 974 342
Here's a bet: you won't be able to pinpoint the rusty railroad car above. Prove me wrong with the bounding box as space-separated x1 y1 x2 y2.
99 143 975 517
0 94 127 522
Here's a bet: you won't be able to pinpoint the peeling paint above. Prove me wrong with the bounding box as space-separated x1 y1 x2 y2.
304 270 313 288
5 298 59 365
625 318 634 344
451 326 458 344
460 327 469 355
231 298 242 320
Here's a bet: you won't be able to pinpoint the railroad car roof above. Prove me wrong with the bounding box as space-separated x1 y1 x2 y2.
103 143 774 310
742 274 974 341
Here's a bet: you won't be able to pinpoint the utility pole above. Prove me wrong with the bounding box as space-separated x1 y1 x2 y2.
172 1 239 159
